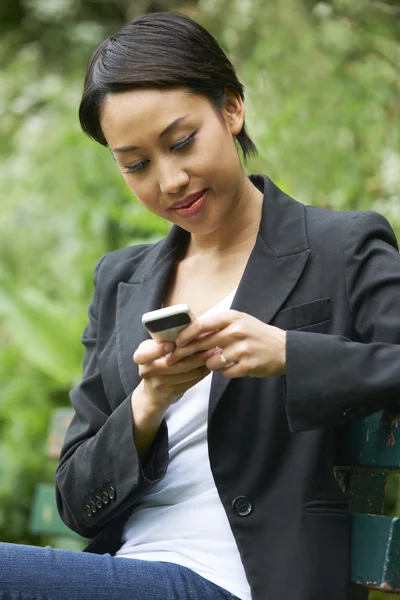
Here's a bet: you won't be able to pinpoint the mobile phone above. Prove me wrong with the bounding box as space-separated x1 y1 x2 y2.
141 304 195 343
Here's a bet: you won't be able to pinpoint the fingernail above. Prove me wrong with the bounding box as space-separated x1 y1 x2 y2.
164 344 173 353
204 348 218 358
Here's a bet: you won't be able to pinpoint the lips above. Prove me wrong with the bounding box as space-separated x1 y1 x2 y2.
172 190 208 218
171 189 207 210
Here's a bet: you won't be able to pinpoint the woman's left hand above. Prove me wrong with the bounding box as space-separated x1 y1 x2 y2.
167 310 287 378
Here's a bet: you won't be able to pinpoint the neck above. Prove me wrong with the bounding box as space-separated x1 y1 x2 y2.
186 174 264 259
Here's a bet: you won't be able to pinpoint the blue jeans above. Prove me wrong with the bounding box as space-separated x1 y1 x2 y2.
0 543 240 600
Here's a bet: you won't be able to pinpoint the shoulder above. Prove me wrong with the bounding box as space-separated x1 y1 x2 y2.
303 204 398 252
92 239 164 290
258 175 398 256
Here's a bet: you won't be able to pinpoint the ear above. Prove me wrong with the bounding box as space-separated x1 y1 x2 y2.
222 88 244 136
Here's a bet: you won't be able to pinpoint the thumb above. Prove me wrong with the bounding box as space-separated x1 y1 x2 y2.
133 339 175 365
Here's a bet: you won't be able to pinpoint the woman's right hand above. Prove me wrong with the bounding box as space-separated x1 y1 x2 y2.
130 340 213 460
133 338 213 412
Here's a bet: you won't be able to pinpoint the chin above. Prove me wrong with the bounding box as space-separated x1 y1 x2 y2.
183 220 221 236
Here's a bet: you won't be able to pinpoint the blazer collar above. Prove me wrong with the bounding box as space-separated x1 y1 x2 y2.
116 174 310 418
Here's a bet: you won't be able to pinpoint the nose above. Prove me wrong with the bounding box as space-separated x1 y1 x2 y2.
158 161 189 195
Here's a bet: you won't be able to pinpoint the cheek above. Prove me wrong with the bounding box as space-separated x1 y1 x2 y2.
120 171 147 201
121 173 132 190
193 134 227 177
119 173 146 204
203 128 237 169
124 179 163 215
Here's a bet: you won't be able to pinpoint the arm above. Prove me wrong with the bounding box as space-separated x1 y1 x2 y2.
55 256 169 538
284 211 400 432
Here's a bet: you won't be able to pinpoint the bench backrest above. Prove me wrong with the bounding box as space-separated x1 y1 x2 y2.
335 409 400 597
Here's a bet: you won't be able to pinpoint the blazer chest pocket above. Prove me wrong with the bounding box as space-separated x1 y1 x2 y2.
273 297 332 331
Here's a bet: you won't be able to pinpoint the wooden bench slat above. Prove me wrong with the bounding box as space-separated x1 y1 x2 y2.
335 470 387 514
336 410 400 472
351 513 400 592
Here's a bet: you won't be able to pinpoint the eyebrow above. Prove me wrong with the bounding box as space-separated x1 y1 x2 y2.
112 115 188 153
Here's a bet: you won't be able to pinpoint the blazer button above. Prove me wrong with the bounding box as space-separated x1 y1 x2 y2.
95 496 103 509
85 505 92 517
233 496 252 516
89 501 97 514
102 492 110 505
108 487 116 500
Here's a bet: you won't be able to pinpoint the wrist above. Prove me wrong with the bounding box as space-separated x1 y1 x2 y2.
131 381 166 429
276 329 287 375
130 382 166 462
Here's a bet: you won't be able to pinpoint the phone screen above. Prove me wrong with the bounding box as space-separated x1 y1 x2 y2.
144 312 192 333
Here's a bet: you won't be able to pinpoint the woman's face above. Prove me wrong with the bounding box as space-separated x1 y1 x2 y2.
100 87 246 236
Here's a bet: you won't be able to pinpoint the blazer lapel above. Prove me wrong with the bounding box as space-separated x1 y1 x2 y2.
116 225 189 397
208 175 310 422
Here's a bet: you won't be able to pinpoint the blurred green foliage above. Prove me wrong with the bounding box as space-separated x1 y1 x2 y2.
0 5 399 587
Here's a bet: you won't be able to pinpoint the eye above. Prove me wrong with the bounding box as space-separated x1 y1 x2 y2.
124 160 149 174
124 131 197 175
171 132 197 152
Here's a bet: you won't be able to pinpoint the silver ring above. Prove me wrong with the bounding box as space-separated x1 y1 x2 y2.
220 353 228 364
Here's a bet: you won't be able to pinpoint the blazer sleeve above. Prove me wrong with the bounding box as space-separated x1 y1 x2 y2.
284 211 400 432
55 255 169 539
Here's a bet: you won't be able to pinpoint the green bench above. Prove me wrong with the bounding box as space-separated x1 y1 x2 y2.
336 408 400 598
29 408 85 550
30 407 400 596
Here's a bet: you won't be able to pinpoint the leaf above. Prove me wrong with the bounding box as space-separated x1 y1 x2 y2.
0 283 85 385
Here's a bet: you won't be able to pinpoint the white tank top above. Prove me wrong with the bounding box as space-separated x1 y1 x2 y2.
116 289 251 600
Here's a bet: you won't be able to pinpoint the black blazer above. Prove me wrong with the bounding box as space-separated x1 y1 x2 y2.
56 174 400 600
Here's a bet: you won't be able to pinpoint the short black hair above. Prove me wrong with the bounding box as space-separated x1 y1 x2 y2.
79 12 257 163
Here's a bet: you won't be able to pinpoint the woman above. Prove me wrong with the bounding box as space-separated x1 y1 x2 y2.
2 11 400 600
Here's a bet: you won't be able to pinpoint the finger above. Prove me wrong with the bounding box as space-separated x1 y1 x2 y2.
134 339 174 365
205 348 237 372
175 310 240 347
206 349 242 377
218 362 243 378
169 369 211 397
175 365 211 383
165 347 214 367
139 350 210 376
168 333 229 362
140 364 210 385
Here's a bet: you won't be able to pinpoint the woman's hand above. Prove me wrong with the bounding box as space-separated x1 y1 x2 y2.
133 339 212 411
168 310 287 378
130 340 212 460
